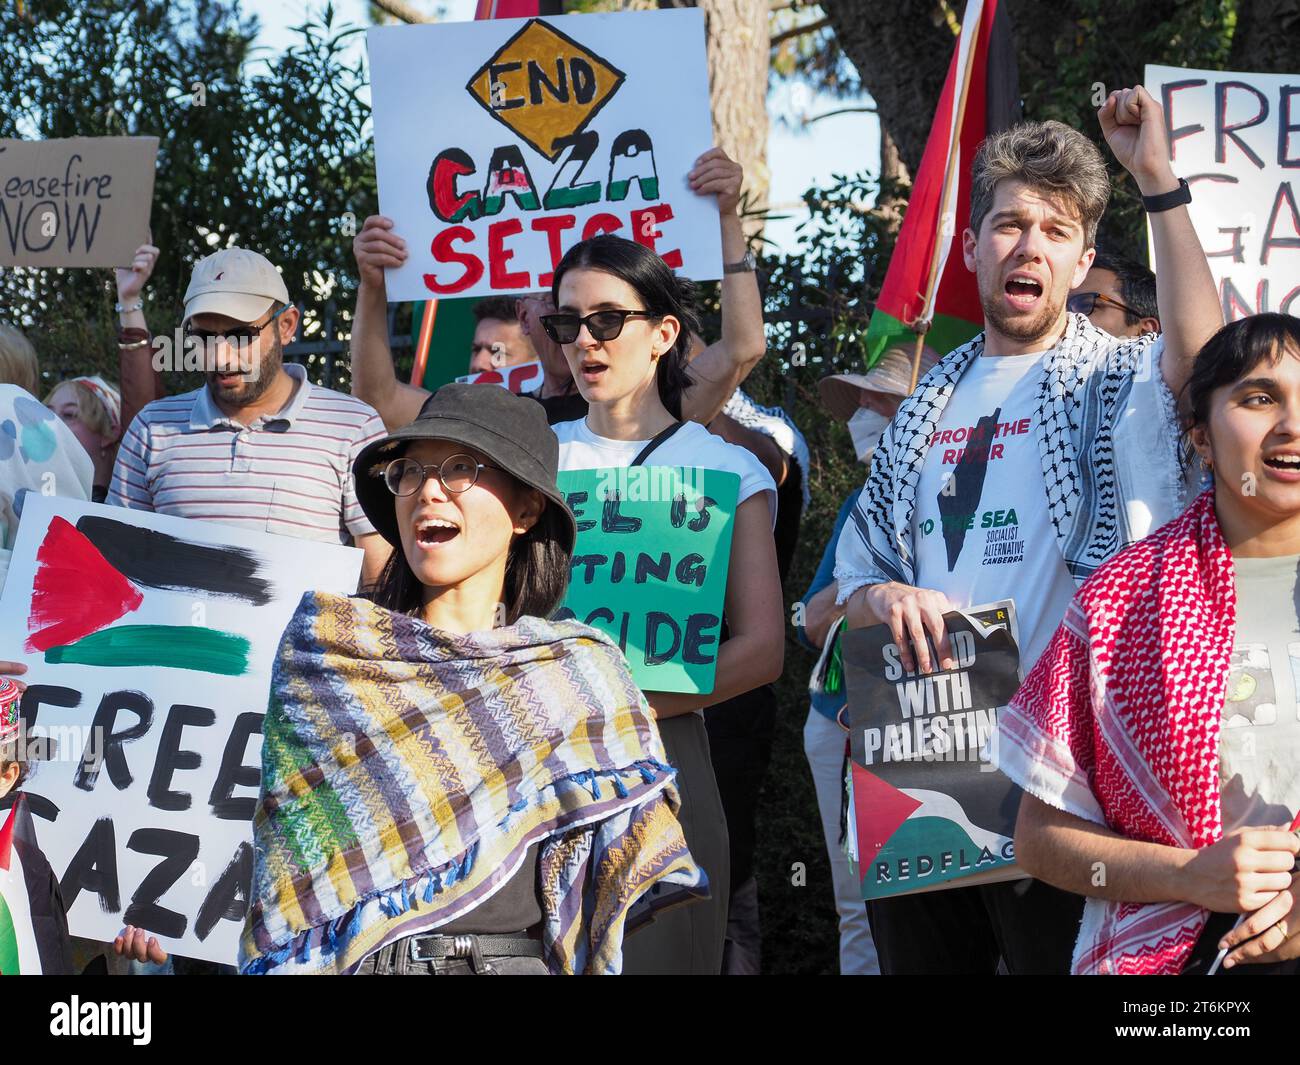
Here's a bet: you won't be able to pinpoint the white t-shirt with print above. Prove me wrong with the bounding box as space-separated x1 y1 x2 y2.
551 418 777 524
911 352 1077 675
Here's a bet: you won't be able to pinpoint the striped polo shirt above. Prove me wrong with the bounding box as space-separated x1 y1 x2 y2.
107 363 386 544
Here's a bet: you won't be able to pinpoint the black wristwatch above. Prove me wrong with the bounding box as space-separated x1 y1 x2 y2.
1141 177 1191 213
723 251 757 274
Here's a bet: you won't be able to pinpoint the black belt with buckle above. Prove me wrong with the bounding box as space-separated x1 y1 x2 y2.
407 933 543 974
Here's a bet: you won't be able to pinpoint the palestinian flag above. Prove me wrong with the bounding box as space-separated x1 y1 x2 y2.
863 0 1021 371
24 514 268 676
0 793 73 974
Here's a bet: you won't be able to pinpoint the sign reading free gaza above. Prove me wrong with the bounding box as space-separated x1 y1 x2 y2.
368 10 722 302
555 467 739 694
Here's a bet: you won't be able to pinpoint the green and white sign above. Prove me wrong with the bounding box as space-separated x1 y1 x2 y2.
555 466 739 693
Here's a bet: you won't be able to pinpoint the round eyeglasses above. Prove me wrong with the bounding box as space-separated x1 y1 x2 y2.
539 309 657 345
383 455 499 496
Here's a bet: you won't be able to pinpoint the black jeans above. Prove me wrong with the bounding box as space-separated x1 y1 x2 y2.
866 877 1085 975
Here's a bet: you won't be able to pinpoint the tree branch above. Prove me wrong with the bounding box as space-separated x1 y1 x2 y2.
803 105 877 124
770 15 831 48
371 0 433 24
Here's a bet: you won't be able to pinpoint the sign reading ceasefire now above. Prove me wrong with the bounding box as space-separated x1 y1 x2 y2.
368 10 721 302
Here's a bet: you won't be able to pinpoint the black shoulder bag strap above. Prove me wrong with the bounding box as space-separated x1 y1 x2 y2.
629 420 686 467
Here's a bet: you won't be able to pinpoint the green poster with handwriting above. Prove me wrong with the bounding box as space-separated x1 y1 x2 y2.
555 466 739 693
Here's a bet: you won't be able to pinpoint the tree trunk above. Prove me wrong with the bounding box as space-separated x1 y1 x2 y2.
698 0 772 227
1228 0 1300 72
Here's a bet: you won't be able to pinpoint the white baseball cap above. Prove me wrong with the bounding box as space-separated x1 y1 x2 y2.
184 247 291 324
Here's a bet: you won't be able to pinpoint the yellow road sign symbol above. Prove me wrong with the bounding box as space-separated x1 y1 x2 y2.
467 19 626 162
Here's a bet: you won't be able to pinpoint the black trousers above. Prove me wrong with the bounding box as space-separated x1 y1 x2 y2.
866 877 1085 975
705 683 777 885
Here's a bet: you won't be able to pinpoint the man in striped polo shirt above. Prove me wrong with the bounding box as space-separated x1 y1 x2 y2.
108 248 391 589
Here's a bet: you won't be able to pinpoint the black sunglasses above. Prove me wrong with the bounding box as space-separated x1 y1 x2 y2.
1067 291 1140 319
185 304 289 344
540 309 657 345
382 455 500 497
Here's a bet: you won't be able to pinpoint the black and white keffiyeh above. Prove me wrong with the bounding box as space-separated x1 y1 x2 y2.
834 313 1179 602
722 389 811 513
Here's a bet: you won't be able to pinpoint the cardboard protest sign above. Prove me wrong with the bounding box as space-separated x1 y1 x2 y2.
0 137 158 268
554 466 739 693
1144 65 1300 319
455 360 544 393
368 11 721 302
841 601 1025 899
0 495 362 965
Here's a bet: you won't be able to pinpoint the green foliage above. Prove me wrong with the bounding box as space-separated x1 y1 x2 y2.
0 0 376 392
1006 0 1237 259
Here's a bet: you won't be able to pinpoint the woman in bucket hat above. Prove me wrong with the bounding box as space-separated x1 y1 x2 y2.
238 384 705 975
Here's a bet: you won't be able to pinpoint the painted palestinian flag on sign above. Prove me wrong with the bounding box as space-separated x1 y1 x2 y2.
863 0 1021 371
24 515 271 675
0 793 73 974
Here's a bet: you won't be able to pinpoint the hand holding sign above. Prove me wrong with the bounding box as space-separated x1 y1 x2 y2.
353 215 408 291
688 147 743 217
115 243 160 305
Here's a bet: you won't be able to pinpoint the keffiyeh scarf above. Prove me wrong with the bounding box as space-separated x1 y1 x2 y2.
998 490 1233 974
240 592 706 975
723 388 811 512
834 314 1166 601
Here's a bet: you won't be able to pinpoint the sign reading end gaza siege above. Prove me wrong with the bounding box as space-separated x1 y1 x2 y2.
0 495 362 966
1144 65 1300 320
554 467 739 694
0 137 158 269
368 10 722 303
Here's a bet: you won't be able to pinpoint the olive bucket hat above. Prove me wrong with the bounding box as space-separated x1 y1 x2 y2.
352 383 576 553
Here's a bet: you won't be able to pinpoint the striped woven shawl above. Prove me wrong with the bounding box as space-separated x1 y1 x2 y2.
239 591 705 975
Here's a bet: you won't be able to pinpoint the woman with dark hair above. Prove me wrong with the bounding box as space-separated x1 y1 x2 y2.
1000 313 1300 975
543 234 785 974
238 384 705 975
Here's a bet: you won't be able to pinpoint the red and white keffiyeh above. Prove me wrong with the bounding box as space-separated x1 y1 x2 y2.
998 489 1235 975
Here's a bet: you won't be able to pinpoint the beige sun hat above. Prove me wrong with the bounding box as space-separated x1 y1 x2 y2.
818 343 941 421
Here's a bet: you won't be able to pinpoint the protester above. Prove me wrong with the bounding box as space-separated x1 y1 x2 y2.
1004 314 1300 975
702 387 809 974
1067 247 1160 337
113 243 167 435
795 344 940 976
466 295 533 375
834 88 1223 974
349 147 766 431
237 384 704 975
0 323 41 397
542 233 784 974
107 247 392 589
0 677 74 975
0 383 94 590
43 376 121 502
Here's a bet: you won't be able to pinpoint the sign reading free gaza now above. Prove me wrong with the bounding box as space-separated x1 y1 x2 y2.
555 467 739 694
368 10 722 302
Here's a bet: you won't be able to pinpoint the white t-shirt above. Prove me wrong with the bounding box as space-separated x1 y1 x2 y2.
551 418 777 524
911 352 1077 675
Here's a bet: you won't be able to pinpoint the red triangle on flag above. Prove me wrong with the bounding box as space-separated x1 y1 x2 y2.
0 802 14 872
853 762 922 880
25 516 143 653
